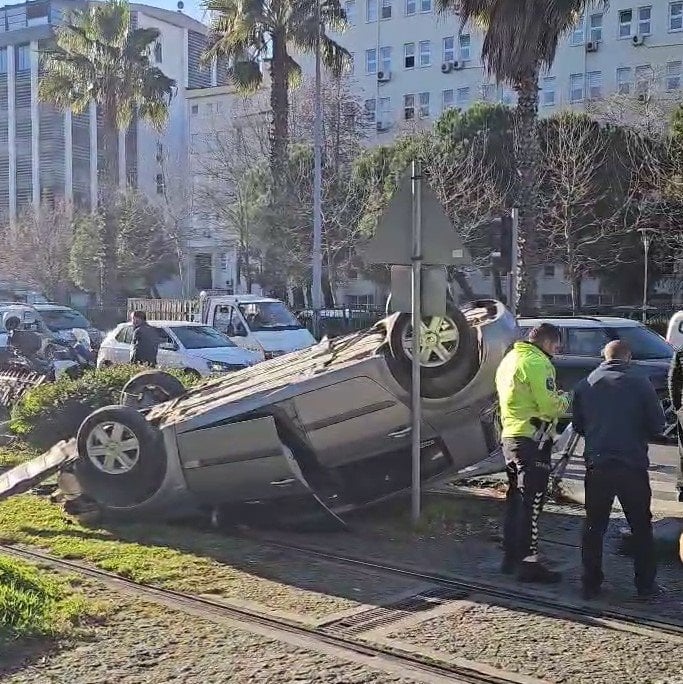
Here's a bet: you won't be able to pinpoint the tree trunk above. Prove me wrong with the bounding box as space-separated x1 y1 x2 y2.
513 65 540 314
570 275 582 314
269 32 289 183
99 110 120 306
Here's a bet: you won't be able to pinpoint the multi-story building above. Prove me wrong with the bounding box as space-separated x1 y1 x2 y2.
0 0 218 220
338 0 683 140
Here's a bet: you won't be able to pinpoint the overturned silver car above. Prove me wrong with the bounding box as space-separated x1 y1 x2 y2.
3 301 517 525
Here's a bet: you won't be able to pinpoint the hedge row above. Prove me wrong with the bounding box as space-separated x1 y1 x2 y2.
10 365 196 451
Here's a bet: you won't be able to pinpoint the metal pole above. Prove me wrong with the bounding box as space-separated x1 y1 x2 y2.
311 0 323 339
641 229 650 324
509 208 519 317
411 159 423 525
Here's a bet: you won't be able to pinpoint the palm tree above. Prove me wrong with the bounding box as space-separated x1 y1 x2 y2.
203 0 348 180
39 0 176 302
438 0 595 310
40 0 175 188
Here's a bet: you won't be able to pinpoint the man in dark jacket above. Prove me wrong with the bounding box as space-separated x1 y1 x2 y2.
573 340 665 600
130 311 158 366
668 347 683 502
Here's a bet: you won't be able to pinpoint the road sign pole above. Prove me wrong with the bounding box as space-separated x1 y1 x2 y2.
411 160 422 525
510 207 519 317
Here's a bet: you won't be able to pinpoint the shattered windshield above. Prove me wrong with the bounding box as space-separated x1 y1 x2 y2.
238 302 303 332
39 308 91 331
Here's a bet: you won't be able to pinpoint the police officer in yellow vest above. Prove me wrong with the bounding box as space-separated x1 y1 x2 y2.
495 323 571 583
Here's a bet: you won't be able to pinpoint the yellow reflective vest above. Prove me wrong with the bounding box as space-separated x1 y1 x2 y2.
495 341 571 439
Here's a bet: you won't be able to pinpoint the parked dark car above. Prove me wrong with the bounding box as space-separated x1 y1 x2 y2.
518 316 676 440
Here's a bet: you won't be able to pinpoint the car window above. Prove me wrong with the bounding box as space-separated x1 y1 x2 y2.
38 308 91 331
171 325 236 349
155 328 175 347
612 326 673 360
115 325 133 344
565 328 610 357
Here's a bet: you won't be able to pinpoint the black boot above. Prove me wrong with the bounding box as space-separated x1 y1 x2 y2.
517 560 562 584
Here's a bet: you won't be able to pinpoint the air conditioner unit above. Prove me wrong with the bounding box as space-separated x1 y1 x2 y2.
376 120 390 132
452 60 465 71
377 70 391 82
632 34 645 46
585 40 599 52
441 61 453 73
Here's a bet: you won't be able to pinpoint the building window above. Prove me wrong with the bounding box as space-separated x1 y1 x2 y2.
404 93 415 120
404 42 415 68
544 265 555 278
0 48 6 75
156 142 164 163
420 0 431 11
406 0 416 14
482 84 496 101
570 14 585 45
542 76 556 106
154 41 162 63
589 13 603 42
155 173 165 195
381 0 392 19
346 52 355 74
365 48 377 74
617 67 632 94
443 36 455 63
364 98 376 122
418 91 430 117
419 40 431 67
459 33 471 60
619 9 633 38
346 294 375 308
191 104 199 115
637 5 651 35
442 89 454 110
667 60 682 90
15 44 30 72
345 0 355 24
670 2 683 31
569 73 584 102
379 45 391 72
456 86 470 106
366 0 377 22
635 64 651 95
587 70 602 99
379 96 391 125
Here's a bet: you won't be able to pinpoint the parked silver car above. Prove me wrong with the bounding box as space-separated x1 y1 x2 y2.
65 300 517 525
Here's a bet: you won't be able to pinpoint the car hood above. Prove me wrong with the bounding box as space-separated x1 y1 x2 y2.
189 347 261 366
251 328 316 353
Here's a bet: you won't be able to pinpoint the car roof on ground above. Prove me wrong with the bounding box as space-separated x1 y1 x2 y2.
517 317 643 329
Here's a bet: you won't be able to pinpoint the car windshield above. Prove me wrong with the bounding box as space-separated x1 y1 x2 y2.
172 325 236 349
40 309 91 331
612 326 673 360
238 302 303 332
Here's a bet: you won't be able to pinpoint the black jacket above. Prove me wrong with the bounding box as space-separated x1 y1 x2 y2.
668 349 683 412
573 360 665 470
130 322 158 366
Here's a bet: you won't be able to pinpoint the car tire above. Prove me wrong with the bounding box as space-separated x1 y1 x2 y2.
120 370 186 409
74 405 167 510
384 303 479 399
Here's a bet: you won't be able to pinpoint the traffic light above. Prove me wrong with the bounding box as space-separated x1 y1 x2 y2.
489 214 513 273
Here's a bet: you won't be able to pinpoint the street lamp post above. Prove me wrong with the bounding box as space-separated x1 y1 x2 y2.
311 0 323 338
638 227 652 324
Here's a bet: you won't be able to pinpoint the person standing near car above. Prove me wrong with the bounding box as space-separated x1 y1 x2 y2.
495 323 571 583
130 311 158 366
573 340 665 599
668 345 683 503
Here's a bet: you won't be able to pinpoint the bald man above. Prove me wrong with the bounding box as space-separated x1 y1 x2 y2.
573 340 665 600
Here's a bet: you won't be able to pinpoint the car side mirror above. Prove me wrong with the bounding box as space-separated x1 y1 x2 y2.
159 341 177 351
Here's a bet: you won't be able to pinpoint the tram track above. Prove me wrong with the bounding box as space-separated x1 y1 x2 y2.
234 533 683 642
0 543 544 684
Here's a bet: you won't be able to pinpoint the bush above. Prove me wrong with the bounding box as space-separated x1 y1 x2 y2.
10 365 196 451
0 555 91 645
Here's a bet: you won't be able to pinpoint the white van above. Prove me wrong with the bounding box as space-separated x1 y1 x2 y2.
666 311 683 350
128 294 316 360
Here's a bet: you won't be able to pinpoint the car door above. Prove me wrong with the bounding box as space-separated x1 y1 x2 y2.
554 326 610 391
156 327 183 369
212 305 252 351
112 325 133 364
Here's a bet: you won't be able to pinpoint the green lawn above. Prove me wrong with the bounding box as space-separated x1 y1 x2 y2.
0 554 97 647
0 442 39 472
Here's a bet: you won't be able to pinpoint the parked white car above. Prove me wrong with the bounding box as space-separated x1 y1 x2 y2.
97 320 264 377
667 311 683 350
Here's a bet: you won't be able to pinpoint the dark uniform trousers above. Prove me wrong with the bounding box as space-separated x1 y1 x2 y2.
582 463 656 592
502 437 552 562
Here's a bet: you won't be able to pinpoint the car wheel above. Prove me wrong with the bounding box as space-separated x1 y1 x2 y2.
120 370 186 410
385 303 479 399
74 405 167 510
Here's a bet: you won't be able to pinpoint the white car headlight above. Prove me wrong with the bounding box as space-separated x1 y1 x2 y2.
207 360 245 372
